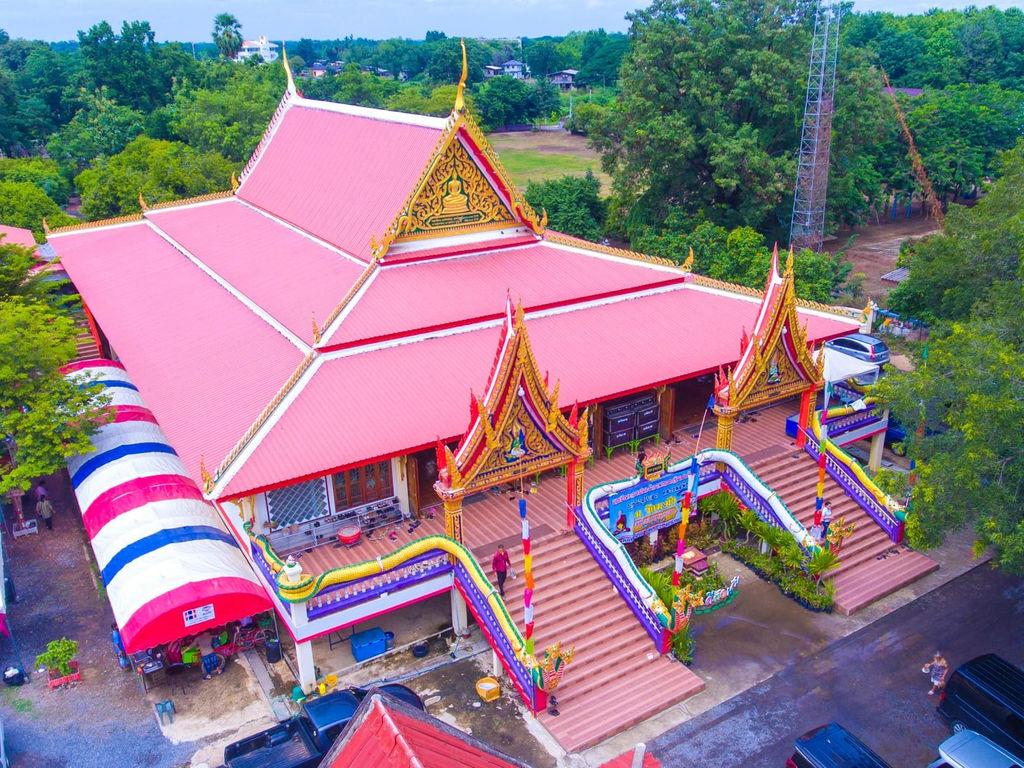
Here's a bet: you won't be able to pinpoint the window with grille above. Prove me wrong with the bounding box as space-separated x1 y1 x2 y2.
266 478 329 527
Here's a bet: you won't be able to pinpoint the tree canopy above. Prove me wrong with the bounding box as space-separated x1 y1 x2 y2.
525 172 606 241
75 135 235 220
0 240 108 494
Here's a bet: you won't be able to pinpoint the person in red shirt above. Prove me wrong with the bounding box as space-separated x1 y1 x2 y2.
492 545 512 598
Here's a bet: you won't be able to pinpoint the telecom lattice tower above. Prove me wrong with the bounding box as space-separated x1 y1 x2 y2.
789 2 841 253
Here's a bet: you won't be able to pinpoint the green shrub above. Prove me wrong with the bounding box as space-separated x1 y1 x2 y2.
672 623 695 665
35 638 78 676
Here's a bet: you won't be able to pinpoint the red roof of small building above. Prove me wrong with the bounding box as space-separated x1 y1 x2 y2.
237 100 446 261
0 224 35 248
222 282 855 496
320 693 528 768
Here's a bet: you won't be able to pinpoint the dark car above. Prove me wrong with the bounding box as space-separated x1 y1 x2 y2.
825 333 891 366
223 683 423 768
787 722 892 768
938 655 1024 760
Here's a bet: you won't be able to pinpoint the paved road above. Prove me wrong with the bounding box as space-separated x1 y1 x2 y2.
650 564 1024 767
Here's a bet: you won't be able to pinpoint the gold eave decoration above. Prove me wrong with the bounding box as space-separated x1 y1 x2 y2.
435 300 590 501
714 245 824 413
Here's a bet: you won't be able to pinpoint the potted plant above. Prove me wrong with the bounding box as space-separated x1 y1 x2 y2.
36 638 81 689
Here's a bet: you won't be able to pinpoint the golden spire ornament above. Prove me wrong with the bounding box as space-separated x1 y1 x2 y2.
454 38 468 114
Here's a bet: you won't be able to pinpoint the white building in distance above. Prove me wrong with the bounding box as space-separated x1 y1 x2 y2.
235 36 279 63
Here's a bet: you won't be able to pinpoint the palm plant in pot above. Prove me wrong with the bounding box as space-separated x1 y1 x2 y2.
36 638 81 689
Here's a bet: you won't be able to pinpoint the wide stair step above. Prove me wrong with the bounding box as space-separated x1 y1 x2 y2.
746 449 937 614
499 537 703 753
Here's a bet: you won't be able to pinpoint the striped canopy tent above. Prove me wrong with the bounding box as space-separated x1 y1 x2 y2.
63 360 271 653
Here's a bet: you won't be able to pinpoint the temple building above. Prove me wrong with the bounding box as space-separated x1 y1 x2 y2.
48 52 881 750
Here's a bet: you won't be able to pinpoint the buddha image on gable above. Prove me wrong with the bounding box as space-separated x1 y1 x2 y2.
441 171 470 215
766 354 781 385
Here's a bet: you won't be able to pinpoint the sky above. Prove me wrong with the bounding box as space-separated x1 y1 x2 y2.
5 0 1024 42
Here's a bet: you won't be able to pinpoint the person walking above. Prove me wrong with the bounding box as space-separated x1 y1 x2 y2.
821 500 833 540
111 622 129 670
922 652 949 695
492 545 512 599
36 496 54 530
34 480 47 503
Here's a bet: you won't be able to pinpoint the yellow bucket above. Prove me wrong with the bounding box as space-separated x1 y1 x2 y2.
475 676 500 702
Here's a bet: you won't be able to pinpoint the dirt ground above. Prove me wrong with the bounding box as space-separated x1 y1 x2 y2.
413 654 557 768
487 131 612 193
825 215 940 303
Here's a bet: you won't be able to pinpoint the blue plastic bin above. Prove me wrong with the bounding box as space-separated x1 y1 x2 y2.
350 627 387 662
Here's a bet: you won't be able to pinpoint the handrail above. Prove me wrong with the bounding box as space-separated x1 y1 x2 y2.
243 523 545 711
808 397 906 536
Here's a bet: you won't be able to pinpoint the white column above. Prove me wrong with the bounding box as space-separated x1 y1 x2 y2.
450 589 468 637
491 649 502 678
868 410 888 473
295 640 316 693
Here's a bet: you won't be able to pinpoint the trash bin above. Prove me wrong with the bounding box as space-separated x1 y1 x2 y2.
265 638 282 664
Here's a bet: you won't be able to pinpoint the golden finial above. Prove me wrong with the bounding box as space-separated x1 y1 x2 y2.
454 38 468 114
282 42 297 96
138 192 149 212
230 172 239 192
199 456 213 494
311 313 322 344
42 217 50 236
539 208 548 230
682 246 695 272
785 245 795 275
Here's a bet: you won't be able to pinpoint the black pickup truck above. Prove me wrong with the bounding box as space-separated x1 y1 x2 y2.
223 684 423 768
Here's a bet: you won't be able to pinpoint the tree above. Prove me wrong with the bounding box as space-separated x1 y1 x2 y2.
300 64 401 109
475 76 534 130
213 13 243 59
295 38 317 65
576 30 628 87
0 181 74 240
529 78 561 121
0 241 109 494
75 136 235 220
78 20 192 112
526 41 565 78
165 65 282 162
0 158 71 204
386 84 471 118
594 0 811 243
46 90 145 175
890 141 1024 324
525 172 606 241
427 38 487 85
875 143 1024 572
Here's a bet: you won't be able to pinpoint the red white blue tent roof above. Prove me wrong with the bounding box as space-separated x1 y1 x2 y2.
63 360 271 653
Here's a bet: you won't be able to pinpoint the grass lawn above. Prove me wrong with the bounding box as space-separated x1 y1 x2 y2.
487 131 612 193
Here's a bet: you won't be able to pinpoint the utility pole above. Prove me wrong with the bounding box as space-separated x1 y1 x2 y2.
789 2 841 253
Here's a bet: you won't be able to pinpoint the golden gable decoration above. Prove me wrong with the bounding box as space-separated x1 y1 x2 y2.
402 139 517 236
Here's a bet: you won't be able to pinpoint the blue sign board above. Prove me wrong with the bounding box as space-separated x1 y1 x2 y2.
607 469 690 543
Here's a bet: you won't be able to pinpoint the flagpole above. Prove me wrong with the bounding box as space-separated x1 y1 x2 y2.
673 394 714 588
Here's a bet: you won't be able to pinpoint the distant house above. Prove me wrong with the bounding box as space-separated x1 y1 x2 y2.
483 64 503 79
548 69 579 90
307 66 328 78
502 59 527 79
235 36 279 63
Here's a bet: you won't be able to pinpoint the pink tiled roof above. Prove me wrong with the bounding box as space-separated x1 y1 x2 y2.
148 199 366 344
325 241 686 347
237 102 445 261
51 222 304 485
223 283 857 496
0 224 35 247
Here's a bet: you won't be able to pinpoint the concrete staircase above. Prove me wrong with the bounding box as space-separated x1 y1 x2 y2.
748 449 937 615
71 312 99 363
497 531 704 752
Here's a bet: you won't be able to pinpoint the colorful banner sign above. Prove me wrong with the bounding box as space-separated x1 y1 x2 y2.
607 470 689 543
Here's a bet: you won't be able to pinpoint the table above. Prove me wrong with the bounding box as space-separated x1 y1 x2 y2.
682 547 709 575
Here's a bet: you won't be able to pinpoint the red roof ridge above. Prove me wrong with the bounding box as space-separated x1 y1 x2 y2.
233 197 366 266
142 217 311 352
211 349 319 495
